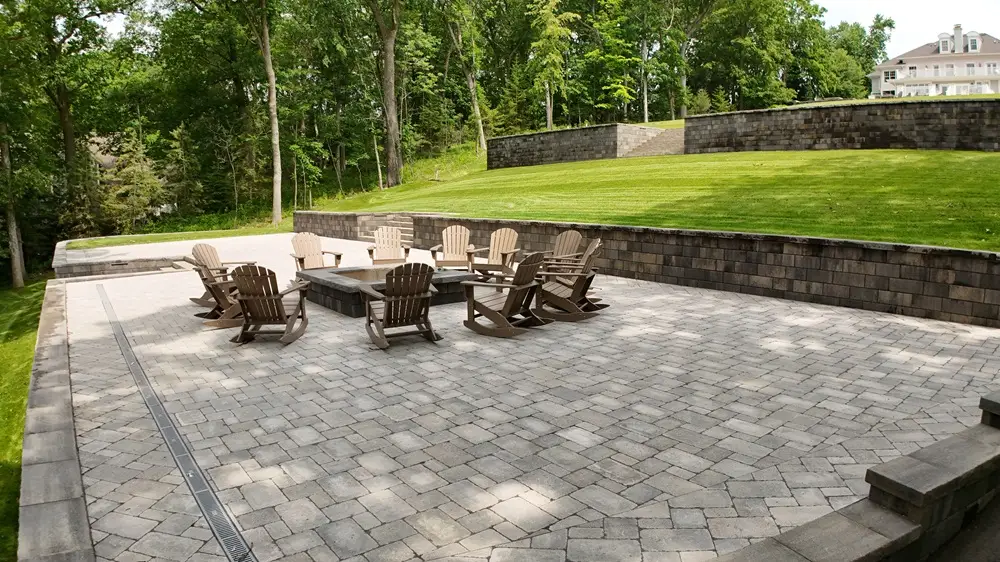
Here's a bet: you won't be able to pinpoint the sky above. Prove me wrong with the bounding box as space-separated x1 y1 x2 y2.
817 0 1000 59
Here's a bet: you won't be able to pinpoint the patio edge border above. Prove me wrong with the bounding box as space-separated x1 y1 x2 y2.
17 280 95 562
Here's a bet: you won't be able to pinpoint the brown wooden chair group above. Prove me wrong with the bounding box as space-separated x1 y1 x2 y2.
462 252 552 338
368 226 410 265
292 232 342 271
360 263 442 349
546 230 584 260
230 265 310 344
190 243 254 308
430 225 474 270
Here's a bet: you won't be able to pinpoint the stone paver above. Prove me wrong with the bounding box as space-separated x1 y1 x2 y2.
61 234 1000 561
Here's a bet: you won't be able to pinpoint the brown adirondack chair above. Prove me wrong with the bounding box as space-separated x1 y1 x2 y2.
292 232 342 271
461 252 552 338
367 226 410 265
430 225 474 270
534 240 605 321
546 230 584 260
470 228 520 277
230 266 310 344
359 263 442 349
200 271 243 329
545 238 602 272
190 243 254 308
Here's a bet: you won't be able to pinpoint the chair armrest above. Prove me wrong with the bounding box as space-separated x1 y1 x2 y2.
549 252 583 260
221 261 256 265
278 281 310 296
322 251 343 257
538 272 590 277
470 246 490 254
428 283 439 294
500 248 520 255
429 244 442 252
358 285 386 300
403 246 411 258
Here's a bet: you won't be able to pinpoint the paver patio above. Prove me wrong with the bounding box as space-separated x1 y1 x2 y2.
57 234 1000 562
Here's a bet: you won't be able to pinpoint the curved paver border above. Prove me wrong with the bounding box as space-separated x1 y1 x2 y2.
18 280 95 562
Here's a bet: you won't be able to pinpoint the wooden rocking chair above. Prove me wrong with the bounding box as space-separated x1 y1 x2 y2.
430 225 474 270
292 232 343 271
534 240 605 322
230 266 310 344
470 228 520 278
201 270 243 329
359 263 442 349
461 252 552 338
545 230 584 260
190 243 254 308
367 226 410 265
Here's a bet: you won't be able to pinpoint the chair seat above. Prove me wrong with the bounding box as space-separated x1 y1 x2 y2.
474 290 509 312
542 282 573 299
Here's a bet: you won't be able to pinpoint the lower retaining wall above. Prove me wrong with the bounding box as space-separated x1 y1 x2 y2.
295 211 1000 328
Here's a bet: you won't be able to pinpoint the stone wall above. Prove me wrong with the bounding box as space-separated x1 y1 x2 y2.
295 211 360 241
718 392 1000 562
685 99 1000 154
486 124 676 169
297 211 1000 328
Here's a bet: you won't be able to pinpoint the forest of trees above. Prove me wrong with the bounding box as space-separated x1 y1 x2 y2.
0 0 894 287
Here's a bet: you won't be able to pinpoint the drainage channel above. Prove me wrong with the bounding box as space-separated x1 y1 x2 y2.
97 285 257 562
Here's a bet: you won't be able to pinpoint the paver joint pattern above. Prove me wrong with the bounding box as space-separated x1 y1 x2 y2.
64 236 1000 562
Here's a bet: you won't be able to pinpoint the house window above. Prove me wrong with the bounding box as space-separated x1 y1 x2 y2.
988 63 999 76
940 40 950 52
909 66 918 78
971 38 980 51
934 65 941 77
967 63 976 76
883 70 897 81
946 64 955 76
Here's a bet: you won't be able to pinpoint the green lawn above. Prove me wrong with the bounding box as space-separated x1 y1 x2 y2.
319 149 1000 251
67 224 292 250
646 119 685 129
789 94 1000 109
0 279 47 561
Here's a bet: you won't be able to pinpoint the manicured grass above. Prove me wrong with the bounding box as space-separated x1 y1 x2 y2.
0 279 47 561
789 94 1000 109
66 224 292 250
319 149 1000 251
646 119 685 129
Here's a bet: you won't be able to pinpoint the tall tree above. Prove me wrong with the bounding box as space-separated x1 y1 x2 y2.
442 0 488 152
368 0 405 187
528 0 578 129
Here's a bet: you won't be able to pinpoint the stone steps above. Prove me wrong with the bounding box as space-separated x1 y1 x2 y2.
357 213 415 244
624 128 685 158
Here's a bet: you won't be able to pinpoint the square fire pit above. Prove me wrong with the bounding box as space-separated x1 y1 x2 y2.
296 266 477 317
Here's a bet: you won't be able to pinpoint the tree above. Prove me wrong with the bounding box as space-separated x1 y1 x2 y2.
103 131 164 234
368 0 405 187
441 0 488 152
528 0 579 129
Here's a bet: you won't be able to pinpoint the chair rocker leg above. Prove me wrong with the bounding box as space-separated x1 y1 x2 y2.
204 304 242 329
419 320 444 342
463 303 527 338
230 323 255 343
366 318 390 349
533 295 599 322
280 302 308 344
191 290 214 308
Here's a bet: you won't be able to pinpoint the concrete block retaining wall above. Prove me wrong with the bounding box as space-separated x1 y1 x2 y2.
297 211 1000 328
719 392 1000 562
486 124 673 169
685 99 1000 154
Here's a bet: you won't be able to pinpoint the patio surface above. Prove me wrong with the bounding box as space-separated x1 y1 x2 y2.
59 234 1000 562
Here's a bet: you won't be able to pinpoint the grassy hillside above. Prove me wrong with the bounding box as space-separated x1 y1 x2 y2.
319 149 1000 251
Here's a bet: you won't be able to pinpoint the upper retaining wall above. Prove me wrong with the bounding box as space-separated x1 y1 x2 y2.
685 99 1000 154
297 211 1000 328
486 124 667 169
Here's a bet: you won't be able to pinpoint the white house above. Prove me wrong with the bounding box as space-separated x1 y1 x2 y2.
869 24 1000 98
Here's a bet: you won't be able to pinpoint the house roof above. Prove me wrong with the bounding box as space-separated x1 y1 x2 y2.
884 33 1000 63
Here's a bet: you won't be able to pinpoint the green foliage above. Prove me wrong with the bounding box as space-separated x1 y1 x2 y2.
163 124 204 215
689 89 712 115
527 0 579 102
102 131 165 234
710 90 732 113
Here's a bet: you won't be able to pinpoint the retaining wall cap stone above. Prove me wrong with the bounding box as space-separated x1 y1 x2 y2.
865 456 958 507
981 392 1000 416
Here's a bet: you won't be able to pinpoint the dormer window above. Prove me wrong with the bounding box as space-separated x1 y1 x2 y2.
970 38 979 51
940 39 951 53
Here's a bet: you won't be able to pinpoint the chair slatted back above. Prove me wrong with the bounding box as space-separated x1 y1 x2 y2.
232 265 287 323
193 244 224 282
580 238 602 270
373 227 404 262
440 225 471 261
502 252 545 316
552 230 583 257
382 263 435 328
293 232 325 270
488 228 519 265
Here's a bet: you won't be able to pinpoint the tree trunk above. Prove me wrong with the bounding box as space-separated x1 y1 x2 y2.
55 85 75 175
259 0 282 225
545 81 554 130
679 71 688 118
373 135 384 190
641 39 649 123
381 30 402 187
466 69 487 153
1 122 25 289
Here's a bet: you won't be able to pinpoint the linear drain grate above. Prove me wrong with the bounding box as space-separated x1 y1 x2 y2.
98 285 257 562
